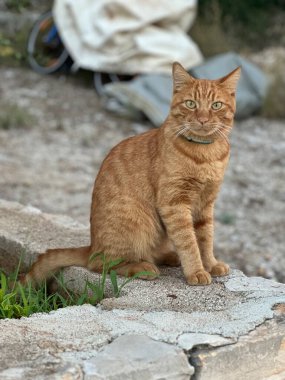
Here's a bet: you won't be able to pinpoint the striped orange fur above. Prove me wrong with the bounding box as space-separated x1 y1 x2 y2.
24 62 240 286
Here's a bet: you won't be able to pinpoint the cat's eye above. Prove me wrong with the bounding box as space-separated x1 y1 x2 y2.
185 100 197 109
212 101 223 110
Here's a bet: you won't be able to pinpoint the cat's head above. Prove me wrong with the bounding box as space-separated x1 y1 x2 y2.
169 62 241 143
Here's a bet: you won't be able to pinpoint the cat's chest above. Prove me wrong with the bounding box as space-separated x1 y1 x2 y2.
186 159 227 183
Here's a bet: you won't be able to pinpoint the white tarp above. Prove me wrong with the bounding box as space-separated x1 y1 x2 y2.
53 0 203 74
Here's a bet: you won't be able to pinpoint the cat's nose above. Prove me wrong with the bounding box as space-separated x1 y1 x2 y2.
197 116 209 125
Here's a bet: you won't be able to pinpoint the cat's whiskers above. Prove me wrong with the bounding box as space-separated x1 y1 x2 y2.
211 122 228 130
213 124 232 138
172 126 185 137
173 120 232 143
216 128 230 144
218 127 229 137
174 125 191 138
221 126 232 132
220 123 232 130
215 129 224 142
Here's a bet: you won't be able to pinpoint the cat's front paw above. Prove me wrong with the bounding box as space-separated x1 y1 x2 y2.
210 261 230 277
186 270 212 286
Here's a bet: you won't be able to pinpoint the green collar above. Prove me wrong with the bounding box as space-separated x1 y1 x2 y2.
184 136 213 145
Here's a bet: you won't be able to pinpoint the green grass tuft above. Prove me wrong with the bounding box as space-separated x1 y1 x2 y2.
217 212 236 225
0 254 155 319
0 102 35 130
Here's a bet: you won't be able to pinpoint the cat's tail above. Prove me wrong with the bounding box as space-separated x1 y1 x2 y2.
22 246 91 285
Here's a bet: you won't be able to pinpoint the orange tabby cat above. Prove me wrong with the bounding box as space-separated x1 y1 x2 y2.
24 62 240 286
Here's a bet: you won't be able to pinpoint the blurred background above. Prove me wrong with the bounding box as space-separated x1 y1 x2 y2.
0 0 284 281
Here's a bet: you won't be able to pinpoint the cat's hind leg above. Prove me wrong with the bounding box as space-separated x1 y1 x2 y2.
114 261 160 279
89 197 163 279
87 252 160 279
153 238 180 267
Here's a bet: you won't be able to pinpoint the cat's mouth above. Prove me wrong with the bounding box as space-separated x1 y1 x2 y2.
186 126 219 138
181 122 220 138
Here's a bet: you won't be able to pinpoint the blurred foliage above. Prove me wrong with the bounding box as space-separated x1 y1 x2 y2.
0 30 27 66
262 58 285 119
191 2 229 57
5 0 31 12
199 0 285 24
192 0 285 55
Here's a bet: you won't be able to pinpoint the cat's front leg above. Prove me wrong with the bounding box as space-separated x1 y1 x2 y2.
194 205 229 277
159 205 211 285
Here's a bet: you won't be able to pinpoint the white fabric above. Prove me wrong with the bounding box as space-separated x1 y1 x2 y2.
53 0 203 74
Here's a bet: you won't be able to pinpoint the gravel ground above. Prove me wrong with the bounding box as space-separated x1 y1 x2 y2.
0 67 284 282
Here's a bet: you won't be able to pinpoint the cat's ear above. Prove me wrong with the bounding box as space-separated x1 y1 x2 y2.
172 62 194 92
217 67 241 94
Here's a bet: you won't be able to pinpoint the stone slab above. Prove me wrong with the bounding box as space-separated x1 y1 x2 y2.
190 318 285 380
0 304 284 380
0 199 89 272
83 335 193 380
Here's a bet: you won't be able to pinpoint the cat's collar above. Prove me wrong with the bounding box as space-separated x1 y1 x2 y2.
184 136 213 144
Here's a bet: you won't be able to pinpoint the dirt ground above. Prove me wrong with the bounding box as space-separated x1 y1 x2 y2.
0 66 284 282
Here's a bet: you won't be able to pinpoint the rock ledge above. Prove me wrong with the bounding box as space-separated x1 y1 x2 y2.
0 199 285 380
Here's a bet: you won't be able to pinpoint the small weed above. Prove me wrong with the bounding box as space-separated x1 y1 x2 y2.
0 36 12 47
0 35 15 59
217 213 236 225
0 28 29 66
0 102 35 130
0 254 155 319
88 252 155 299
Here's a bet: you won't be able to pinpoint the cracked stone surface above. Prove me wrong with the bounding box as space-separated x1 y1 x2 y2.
63 267 285 340
1 200 285 379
